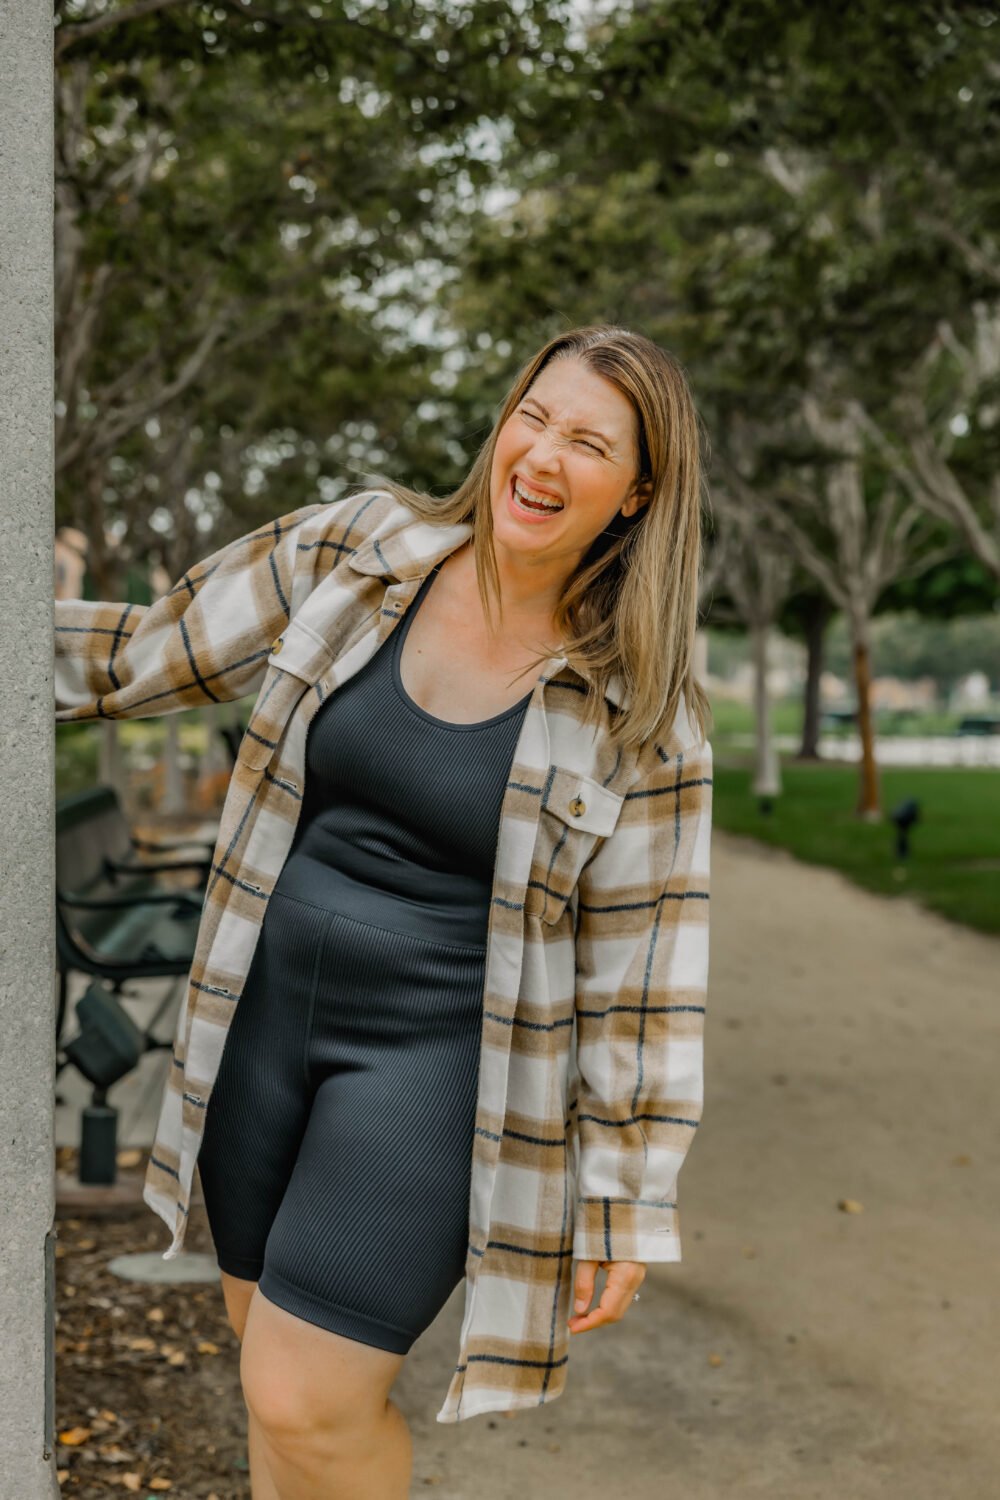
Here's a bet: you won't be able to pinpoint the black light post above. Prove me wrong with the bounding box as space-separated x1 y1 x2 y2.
890 797 921 860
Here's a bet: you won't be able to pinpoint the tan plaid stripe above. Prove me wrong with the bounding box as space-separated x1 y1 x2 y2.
54 489 712 1423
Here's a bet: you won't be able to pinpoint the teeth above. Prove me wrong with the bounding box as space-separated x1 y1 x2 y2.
514 479 563 511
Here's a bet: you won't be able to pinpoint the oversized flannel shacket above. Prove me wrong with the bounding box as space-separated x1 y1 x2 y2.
54 488 713 1424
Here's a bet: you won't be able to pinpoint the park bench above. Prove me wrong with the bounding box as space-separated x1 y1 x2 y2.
55 785 216 1064
956 714 1000 736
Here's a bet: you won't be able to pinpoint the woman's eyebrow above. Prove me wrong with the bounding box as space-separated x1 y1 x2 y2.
521 397 612 447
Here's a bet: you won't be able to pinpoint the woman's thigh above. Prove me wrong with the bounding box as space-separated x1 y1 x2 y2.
196 893 335 1279
257 909 486 1353
258 1033 481 1350
219 1269 258 1341
199 894 485 1352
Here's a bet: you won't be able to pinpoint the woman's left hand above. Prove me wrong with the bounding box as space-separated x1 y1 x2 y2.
568 1259 646 1334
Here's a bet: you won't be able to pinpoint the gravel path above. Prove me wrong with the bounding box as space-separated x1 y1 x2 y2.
396 829 1000 1498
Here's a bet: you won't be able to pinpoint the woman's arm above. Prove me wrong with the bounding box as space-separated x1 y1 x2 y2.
54 498 344 723
570 734 714 1266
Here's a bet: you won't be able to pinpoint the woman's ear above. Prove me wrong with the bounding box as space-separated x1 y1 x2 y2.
622 476 654 516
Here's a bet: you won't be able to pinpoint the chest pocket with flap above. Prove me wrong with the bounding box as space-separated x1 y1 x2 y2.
524 766 625 925
235 618 332 772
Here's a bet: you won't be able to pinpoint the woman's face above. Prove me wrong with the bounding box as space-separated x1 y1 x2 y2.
489 356 652 571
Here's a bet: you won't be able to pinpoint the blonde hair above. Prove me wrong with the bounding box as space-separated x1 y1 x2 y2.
366 324 712 754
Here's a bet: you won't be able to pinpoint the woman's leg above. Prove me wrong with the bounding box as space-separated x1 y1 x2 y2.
219 1272 280 1500
198 896 333 1495
240 1292 411 1500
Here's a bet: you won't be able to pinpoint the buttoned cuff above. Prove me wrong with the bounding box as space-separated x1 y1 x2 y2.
572 1197 682 1264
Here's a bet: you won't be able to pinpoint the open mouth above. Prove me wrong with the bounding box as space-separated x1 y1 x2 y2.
509 476 564 517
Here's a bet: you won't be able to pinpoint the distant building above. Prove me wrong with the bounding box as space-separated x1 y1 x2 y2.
869 676 938 710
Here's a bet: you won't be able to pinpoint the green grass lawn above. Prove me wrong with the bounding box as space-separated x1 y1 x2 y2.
713 756 1000 937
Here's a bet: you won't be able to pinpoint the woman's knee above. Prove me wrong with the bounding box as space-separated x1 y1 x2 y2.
239 1291 406 1441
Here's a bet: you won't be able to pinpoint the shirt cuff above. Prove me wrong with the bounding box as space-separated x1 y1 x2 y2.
572 1197 683 1264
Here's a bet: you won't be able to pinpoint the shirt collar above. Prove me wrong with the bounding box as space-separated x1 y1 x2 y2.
347 513 474 581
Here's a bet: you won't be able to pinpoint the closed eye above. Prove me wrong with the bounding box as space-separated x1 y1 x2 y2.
518 409 605 454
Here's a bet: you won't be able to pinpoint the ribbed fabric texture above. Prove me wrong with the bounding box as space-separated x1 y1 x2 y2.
285 558 532 945
198 890 487 1352
197 561 532 1353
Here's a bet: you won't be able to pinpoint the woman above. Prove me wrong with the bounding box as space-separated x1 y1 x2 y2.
54 323 714 1498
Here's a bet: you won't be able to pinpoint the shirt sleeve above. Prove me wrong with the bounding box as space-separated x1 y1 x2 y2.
54 498 342 723
570 735 713 1265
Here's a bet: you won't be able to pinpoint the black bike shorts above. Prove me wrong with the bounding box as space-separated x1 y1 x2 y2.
195 874 486 1356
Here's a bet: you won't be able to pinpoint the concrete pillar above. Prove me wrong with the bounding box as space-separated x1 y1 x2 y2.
0 2 60 1494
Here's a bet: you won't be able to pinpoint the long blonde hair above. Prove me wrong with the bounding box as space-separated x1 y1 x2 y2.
365 324 712 754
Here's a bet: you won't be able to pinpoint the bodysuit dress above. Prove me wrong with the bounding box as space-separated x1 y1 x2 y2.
195 560 534 1354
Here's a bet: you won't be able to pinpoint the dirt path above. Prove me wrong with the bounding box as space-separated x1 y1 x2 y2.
395 830 1000 1498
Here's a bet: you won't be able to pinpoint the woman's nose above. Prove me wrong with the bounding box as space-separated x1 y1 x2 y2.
524 430 564 471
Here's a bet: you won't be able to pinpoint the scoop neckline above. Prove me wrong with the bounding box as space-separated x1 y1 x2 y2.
391 565 535 733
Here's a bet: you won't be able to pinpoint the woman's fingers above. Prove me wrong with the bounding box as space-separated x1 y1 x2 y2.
568 1260 646 1335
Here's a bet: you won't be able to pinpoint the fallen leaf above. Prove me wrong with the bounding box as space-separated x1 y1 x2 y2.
149 1480 173 1491
117 1149 143 1168
58 1426 92 1446
77 1239 97 1252
837 1199 864 1214
99 1408 118 1423
56 1471 69 1484
126 1336 157 1352
167 1352 187 1367
197 1341 220 1355
121 1475 141 1492
146 1307 166 1324
708 1353 724 1367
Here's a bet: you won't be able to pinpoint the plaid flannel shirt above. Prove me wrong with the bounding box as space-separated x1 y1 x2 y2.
54 489 713 1423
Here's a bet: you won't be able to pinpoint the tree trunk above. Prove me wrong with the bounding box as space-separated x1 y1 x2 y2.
797 596 831 760
161 714 185 816
750 621 782 801
852 633 881 820
98 720 127 809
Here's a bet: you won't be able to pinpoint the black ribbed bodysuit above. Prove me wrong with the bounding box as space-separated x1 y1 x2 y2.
196 561 533 1353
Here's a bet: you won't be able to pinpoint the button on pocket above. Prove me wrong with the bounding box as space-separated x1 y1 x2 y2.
542 768 624 837
524 767 625 924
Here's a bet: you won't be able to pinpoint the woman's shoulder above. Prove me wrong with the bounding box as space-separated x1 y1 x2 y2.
309 487 404 543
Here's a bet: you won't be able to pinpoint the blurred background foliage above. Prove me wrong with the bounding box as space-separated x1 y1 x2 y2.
53 0 1000 924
